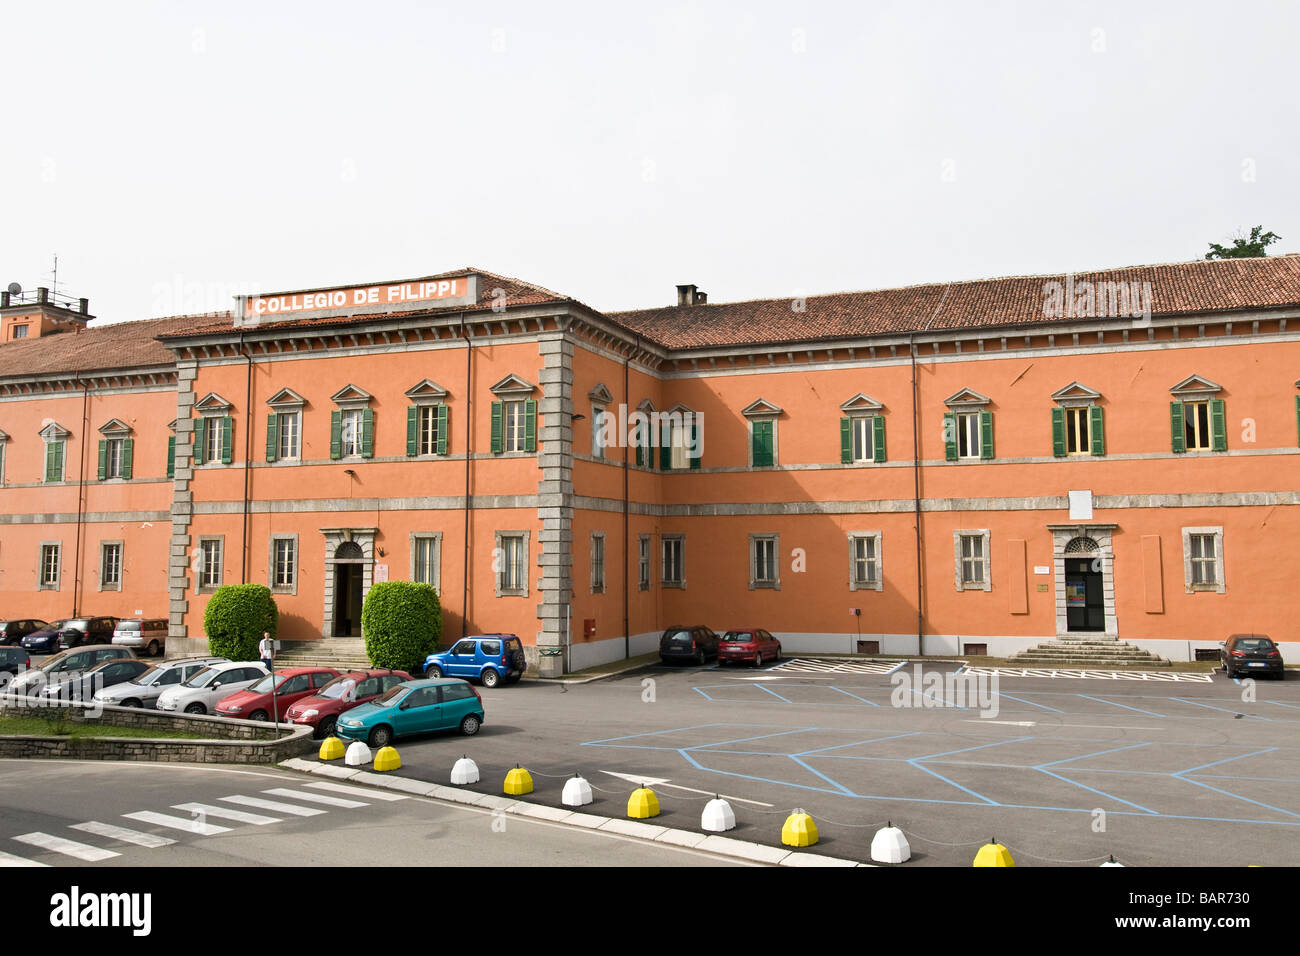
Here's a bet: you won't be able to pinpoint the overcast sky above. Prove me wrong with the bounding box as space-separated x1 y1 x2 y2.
2 1 1296 325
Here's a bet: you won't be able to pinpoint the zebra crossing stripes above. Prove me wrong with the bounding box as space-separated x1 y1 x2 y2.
172 803 282 826
0 849 48 867
122 810 233 835
261 787 368 808
70 821 177 848
12 832 120 862
304 780 408 801
768 658 904 676
960 666 1215 682
219 794 326 816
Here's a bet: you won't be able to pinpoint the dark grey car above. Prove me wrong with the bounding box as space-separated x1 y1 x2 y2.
658 624 719 665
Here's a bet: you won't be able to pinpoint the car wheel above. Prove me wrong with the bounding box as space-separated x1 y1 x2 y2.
249 710 268 722
146 641 160 657
319 717 338 739
775 645 782 661
460 714 481 736
754 653 763 668
184 703 206 715
425 665 443 678
122 699 142 708
369 725 393 748
481 668 500 688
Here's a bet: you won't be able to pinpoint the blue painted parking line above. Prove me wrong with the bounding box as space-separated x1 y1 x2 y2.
827 685 880 706
1035 768 1158 814
1171 697 1268 720
1173 748 1278 776
996 692 1065 713
1075 694 1167 717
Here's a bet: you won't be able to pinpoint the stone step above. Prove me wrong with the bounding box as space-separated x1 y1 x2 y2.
1003 660 1174 668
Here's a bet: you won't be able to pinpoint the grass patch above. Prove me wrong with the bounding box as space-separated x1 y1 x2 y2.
0 716 204 740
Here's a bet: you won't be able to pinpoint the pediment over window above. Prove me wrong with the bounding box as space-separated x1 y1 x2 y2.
97 418 132 437
1050 382 1102 407
840 392 884 413
266 387 308 409
0 429 9 442
741 398 782 418
635 398 656 414
489 373 537 397
194 392 233 414
588 383 614 405
943 388 992 408
167 420 177 433
1169 374 1222 398
330 384 373 407
404 379 449 402
664 401 696 416
39 422 70 440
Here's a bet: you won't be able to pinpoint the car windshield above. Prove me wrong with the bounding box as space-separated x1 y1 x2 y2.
183 667 220 688
373 685 408 706
664 629 691 640
1236 638 1274 651
318 677 358 701
131 666 167 686
65 619 91 630
722 632 754 642
248 674 289 694
40 650 74 670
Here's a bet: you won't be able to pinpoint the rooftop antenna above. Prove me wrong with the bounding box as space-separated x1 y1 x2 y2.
51 253 57 299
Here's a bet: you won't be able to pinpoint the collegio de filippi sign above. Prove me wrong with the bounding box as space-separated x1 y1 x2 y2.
235 274 478 325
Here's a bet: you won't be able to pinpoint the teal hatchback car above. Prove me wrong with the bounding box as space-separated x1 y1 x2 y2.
335 678 484 748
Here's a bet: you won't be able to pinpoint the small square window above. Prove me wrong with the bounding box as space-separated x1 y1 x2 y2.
39 543 61 590
954 531 991 591
849 533 882 591
495 532 529 596
750 535 779 589
100 542 123 591
661 536 684 588
199 538 223 590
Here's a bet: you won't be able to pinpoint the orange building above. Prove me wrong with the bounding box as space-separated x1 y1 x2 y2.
2 258 1298 675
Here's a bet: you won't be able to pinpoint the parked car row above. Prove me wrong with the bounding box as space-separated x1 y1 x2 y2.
659 625 783 667
5 616 167 657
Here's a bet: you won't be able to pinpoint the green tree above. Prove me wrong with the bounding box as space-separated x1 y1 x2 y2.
1205 226 1282 260
204 584 278 661
361 581 442 672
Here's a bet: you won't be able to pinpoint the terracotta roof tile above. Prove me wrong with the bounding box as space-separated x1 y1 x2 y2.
0 313 227 380
607 256 1300 350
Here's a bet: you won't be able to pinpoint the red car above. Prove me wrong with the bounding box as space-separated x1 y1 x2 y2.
282 668 413 738
214 667 340 722
717 629 783 667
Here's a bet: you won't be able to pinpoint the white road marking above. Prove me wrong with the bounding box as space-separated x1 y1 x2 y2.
968 720 1036 727
962 666 1214 682
12 832 120 862
304 781 408 801
122 810 232 835
172 802 282 825
261 787 367 808
70 821 177 848
0 849 48 867
220 795 325 816
769 658 904 676
600 771 774 807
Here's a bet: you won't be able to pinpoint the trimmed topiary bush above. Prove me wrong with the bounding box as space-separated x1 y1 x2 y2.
361 581 442 672
204 584 278 662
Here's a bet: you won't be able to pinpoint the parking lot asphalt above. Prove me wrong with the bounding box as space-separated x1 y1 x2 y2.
310 659 1300 866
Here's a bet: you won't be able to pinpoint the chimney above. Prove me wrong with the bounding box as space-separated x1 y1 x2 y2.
676 284 696 307
694 290 707 305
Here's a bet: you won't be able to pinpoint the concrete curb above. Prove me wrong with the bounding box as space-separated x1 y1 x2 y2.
278 756 871 867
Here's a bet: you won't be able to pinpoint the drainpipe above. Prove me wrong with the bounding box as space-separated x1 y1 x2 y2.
623 338 634 661
72 374 90 617
909 335 923 657
239 331 253 584
460 314 472 641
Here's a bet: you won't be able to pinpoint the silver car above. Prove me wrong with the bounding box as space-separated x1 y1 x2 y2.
112 618 169 658
6 645 136 697
155 661 269 715
93 656 228 709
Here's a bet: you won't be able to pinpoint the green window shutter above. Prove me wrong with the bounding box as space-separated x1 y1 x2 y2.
1169 402 1186 453
979 410 994 460
97 440 108 480
121 438 133 479
220 416 233 464
436 404 448 455
659 432 672 469
45 441 58 482
752 421 772 467
635 441 644 467
490 401 503 454
524 399 537 452
1050 408 1066 458
873 415 887 463
330 410 342 460
1295 396 1300 449
167 436 176 479
839 418 851 464
944 412 957 461
54 441 63 480
1089 405 1105 456
266 414 279 463
406 406 418 456
193 418 206 465
361 407 375 458
690 421 701 470
1210 398 1227 451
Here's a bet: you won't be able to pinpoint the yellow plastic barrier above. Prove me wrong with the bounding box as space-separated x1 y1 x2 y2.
318 736 345 761
627 787 661 819
504 766 534 795
973 841 1015 867
781 810 819 847
373 746 401 772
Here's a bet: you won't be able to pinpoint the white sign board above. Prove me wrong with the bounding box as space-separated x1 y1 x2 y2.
374 564 389 582
1033 566 1051 575
1068 490 1094 521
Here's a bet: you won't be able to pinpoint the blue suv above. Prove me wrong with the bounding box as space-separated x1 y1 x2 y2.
423 634 527 688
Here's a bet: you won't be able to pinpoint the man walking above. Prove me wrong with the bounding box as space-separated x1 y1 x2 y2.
259 631 274 672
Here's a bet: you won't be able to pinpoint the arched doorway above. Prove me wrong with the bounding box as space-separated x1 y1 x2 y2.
1063 537 1104 632
333 540 365 637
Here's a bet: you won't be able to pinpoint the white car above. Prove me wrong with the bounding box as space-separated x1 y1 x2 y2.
156 661 268 715
93 656 227 709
